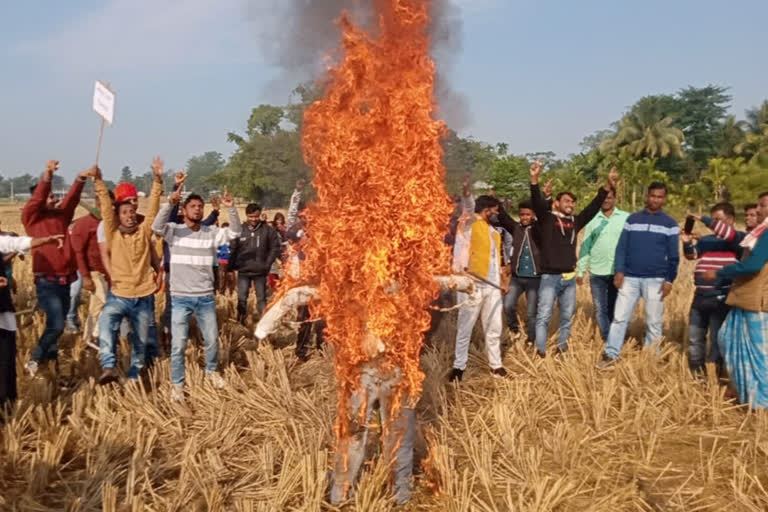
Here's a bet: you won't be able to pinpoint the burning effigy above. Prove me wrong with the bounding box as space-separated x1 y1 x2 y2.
253 0 471 504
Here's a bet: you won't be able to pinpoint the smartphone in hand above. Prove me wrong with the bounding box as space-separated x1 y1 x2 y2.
684 216 695 235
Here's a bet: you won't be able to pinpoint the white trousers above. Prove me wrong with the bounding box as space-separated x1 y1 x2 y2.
453 285 503 371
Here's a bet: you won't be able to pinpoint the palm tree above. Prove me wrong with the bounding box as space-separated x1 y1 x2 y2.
717 115 748 157
601 97 685 159
703 157 744 202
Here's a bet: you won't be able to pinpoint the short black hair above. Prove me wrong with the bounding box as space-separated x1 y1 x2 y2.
246 203 262 215
29 184 37 195
183 193 204 207
605 185 617 197
474 195 500 214
710 202 735 218
745 203 758 211
518 200 534 211
759 192 768 201
648 182 667 194
556 191 577 202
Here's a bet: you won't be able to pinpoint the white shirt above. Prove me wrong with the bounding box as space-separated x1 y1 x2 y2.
0 235 32 331
97 221 106 244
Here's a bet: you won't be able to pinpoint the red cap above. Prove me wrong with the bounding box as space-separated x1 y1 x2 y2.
114 183 138 203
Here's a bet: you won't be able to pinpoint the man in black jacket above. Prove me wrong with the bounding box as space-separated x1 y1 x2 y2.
495 200 542 345
230 203 281 324
530 161 618 356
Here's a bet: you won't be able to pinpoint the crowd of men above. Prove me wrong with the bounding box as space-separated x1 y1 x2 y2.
1 158 767 505
451 162 768 410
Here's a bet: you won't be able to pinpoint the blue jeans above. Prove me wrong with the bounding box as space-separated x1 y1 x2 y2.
590 274 618 341
535 274 577 353
605 276 665 359
688 294 728 373
98 293 155 378
503 276 540 340
171 295 219 386
66 271 82 329
32 280 71 362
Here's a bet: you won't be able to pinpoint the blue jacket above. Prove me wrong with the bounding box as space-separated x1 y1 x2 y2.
613 209 680 282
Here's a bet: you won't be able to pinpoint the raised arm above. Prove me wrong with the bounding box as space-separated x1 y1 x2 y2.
94 174 116 247
287 179 305 227
202 194 220 227
495 202 519 234
215 190 242 245
60 166 97 222
529 162 550 220
716 233 768 280
575 168 617 231
22 160 57 228
142 156 165 228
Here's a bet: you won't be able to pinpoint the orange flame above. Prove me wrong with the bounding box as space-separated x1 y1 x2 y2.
289 0 453 440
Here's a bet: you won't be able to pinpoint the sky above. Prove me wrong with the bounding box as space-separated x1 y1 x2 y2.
1 0 766 181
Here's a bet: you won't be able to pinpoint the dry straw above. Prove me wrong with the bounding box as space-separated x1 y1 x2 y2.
1 209 767 510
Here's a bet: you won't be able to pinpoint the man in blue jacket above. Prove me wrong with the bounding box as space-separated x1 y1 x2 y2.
599 182 679 367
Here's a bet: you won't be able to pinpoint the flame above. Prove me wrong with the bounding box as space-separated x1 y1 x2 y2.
287 0 452 441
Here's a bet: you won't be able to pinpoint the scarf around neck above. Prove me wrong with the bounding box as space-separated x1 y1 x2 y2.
741 217 768 250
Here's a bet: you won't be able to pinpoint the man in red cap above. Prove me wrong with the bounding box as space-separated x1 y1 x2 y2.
22 160 97 376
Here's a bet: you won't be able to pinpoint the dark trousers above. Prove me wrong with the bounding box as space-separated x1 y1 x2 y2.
503 276 540 340
295 305 326 360
589 274 618 341
237 274 268 319
32 280 71 362
0 329 16 409
688 294 729 374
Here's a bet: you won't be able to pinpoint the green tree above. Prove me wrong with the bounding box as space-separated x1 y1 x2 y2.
186 151 225 196
119 166 133 184
675 85 731 168
442 130 496 193
716 115 748 157
601 96 685 161
703 157 744 202
487 154 530 200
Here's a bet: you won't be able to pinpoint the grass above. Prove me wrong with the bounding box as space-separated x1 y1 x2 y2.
1 202 767 511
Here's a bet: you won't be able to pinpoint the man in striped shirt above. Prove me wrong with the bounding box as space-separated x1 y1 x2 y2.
152 188 241 401
684 203 745 376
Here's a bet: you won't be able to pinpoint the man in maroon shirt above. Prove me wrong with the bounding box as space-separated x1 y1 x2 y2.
22 160 96 376
70 200 110 349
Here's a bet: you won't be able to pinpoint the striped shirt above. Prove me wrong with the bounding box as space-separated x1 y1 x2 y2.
152 204 242 297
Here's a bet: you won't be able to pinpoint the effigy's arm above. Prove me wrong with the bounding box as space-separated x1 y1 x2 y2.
253 275 474 340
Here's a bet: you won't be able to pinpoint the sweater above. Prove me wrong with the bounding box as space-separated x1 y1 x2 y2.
576 208 629 277
683 234 741 297
96 178 162 298
613 209 680 282
70 214 106 276
531 183 607 274
496 204 543 277
153 204 242 297
22 177 85 277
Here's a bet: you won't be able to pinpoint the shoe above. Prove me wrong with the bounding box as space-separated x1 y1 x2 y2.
65 323 79 334
596 354 617 370
536 350 546 359
25 360 39 377
491 367 508 379
98 368 120 385
554 347 568 358
525 338 535 347
206 372 227 389
449 368 464 383
171 385 185 402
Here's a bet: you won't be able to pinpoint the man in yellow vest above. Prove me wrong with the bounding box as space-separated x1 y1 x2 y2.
451 177 508 382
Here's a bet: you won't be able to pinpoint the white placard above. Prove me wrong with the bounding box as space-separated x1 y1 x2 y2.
93 81 115 125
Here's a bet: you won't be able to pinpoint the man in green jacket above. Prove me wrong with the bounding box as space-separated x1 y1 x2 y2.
576 181 629 340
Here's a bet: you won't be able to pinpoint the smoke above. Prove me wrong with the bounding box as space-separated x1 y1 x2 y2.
245 0 471 129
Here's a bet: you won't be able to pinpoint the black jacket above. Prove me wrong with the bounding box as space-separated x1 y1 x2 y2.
496 207 543 277
531 183 607 274
229 222 281 276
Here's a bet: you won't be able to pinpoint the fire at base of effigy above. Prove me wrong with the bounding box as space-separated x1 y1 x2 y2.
254 275 473 503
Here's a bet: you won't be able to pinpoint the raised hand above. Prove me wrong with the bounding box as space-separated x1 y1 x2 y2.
221 186 234 208
169 188 183 205
78 165 100 181
543 179 553 198
174 169 187 187
44 160 60 181
530 161 543 184
151 156 164 181
210 195 221 211
607 166 619 188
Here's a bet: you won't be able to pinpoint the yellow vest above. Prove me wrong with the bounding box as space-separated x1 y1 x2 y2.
468 218 502 280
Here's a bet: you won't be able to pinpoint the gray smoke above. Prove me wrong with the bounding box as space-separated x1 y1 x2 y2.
245 0 471 129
